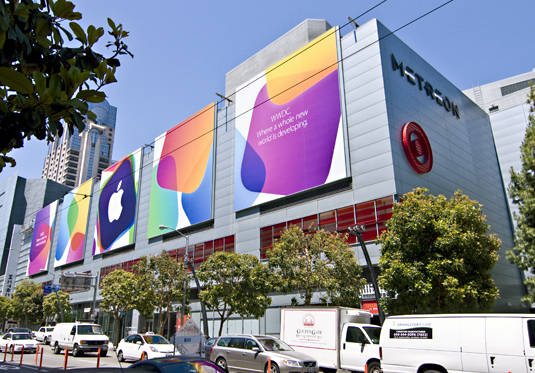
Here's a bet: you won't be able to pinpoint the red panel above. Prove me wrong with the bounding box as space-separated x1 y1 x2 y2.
360 222 378 242
376 196 394 222
378 221 388 236
214 238 224 252
361 300 379 315
319 210 336 232
336 206 355 231
273 223 287 241
302 215 318 234
224 235 235 252
204 241 214 259
260 226 273 259
288 219 302 229
356 201 376 224
193 243 204 262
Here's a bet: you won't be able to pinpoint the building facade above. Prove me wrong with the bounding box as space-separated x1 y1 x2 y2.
5 19 526 339
41 100 117 188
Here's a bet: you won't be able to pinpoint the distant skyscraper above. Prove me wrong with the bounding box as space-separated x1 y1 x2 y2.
464 68 535 223
41 100 117 187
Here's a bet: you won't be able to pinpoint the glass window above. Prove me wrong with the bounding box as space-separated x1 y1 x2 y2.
528 320 535 348
143 335 170 345
77 325 102 335
303 215 317 233
257 337 292 351
245 339 260 350
228 338 245 349
217 337 231 347
376 196 394 222
319 210 336 232
363 326 381 344
125 335 136 343
356 201 376 224
346 327 368 344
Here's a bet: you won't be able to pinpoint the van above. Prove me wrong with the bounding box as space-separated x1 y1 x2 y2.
50 322 109 357
380 314 535 373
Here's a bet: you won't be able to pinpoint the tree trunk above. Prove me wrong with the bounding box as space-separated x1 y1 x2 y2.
159 310 168 336
113 315 122 347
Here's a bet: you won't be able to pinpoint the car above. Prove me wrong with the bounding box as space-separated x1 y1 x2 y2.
129 356 226 373
0 332 38 353
117 332 178 362
34 326 54 344
6 328 32 334
210 335 318 373
204 337 217 360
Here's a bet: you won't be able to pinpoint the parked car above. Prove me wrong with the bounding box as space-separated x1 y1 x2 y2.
34 326 55 344
117 332 177 362
210 334 318 373
7 328 32 334
50 322 109 357
204 337 217 360
0 332 38 353
129 356 226 373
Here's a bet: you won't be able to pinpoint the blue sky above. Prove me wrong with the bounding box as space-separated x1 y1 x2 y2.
2 0 534 182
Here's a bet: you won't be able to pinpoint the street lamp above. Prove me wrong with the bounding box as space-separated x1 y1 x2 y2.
159 225 210 340
348 225 385 324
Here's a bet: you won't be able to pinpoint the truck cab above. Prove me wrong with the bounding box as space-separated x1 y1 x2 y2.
340 323 381 372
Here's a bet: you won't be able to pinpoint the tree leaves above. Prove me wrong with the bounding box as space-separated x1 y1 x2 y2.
0 67 34 93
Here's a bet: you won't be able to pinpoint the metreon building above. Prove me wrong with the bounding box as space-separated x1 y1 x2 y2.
2 18 525 339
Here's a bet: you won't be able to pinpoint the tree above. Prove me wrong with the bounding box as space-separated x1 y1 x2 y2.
9 279 43 325
42 290 71 321
267 226 365 306
0 296 10 329
133 251 187 336
378 188 500 314
0 0 132 171
99 270 137 346
507 85 535 303
198 252 272 336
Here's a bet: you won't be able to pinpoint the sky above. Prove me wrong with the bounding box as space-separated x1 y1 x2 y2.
2 0 534 183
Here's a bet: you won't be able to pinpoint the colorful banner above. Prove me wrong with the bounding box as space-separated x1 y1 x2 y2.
93 150 141 255
27 201 58 276
234 28 347 210
54 179 93 267
147 104 215 238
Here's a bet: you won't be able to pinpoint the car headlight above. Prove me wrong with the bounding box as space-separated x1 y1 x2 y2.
79 340 85 344
149 346 158 352
282 360 302 367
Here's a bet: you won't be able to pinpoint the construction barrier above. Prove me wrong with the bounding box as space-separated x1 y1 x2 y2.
3 345 6 361
364 363 368 373
267 358 271 373
141 351 146 361
63 347 68 370
10 344 14 361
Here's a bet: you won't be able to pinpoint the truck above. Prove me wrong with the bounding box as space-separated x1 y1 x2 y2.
50 322 109 357
380 313 535 373
34 326 55 344
280 307 381 373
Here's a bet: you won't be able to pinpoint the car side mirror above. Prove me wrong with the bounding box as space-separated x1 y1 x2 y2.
136 341 143 345
361 343 365 353
252 347 260 352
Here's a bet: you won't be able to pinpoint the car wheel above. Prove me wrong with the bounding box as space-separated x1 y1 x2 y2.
101 349 107 357
265 362 280 373
43 337 48 345
216 357 228 372
54 343 61 354
367 362 381 373
117 350 124 362
72 344 81 357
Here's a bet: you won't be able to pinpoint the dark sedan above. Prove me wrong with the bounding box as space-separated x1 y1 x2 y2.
130 356 226 373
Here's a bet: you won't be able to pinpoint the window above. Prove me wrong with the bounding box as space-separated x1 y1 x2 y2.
346 327 368 344
319 210 336 232
228 338 245 349
528 320 535 348
245 339 259 350
217 337 231 347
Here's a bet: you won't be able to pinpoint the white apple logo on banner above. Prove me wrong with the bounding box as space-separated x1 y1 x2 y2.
108 180 124 223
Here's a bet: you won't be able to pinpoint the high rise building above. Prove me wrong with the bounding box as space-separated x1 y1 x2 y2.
41 100 117 187
464 68 535 223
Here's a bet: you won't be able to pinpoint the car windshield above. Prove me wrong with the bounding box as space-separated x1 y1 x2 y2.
363 326 381 344
46 328 54 332
77 325 102 335
144 335 170 344
12 334 31 340
257 338 293 351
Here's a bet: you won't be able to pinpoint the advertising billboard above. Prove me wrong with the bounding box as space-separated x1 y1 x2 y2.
234 29 347 211
27 200 58 276
54 179 93 267
147 104 215 238
93 149 141 255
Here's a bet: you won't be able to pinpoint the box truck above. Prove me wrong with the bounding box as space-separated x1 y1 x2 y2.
380 313 535 373
280 307 381 373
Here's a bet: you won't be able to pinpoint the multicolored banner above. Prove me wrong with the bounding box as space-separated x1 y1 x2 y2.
234 28 347 210
54 179 93 267
147 104 215 238
93 150 141 255
27 201 58 276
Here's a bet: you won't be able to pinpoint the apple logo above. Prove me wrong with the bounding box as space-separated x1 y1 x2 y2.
108 180 124 223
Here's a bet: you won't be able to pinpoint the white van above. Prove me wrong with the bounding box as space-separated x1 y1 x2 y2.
380 314 535 373
50 322 109 357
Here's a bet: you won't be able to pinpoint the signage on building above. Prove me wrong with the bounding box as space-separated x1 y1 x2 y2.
28 201 58 276
361 300 379 315
391 54 460 119
401 122 433 174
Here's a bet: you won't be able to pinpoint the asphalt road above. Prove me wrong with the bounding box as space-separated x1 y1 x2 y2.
0 342 133 371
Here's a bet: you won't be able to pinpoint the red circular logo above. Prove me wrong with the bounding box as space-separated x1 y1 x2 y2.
401 122 433 174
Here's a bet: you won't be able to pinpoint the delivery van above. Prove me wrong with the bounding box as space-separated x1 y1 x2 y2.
50 322 109 357
380 314 535 373
280 307 381 373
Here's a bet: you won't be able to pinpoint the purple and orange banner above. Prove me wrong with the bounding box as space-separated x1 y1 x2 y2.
27 201 58 276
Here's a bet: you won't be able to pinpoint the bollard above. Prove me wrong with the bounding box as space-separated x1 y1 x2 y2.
35 345 39 364
19 345 24 366
96 348 101 368
364 363 368 373
3 345 6 362
39 347 44 370
63 347 68 370
11 344 14 361
267 358 271 373
141 351 146 361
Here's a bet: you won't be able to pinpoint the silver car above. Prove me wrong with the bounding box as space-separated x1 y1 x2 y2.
210 335 317 373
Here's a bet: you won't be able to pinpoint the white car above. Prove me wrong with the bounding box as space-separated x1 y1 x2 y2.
34 327 54 344
0 332 38 353
117 333 178 361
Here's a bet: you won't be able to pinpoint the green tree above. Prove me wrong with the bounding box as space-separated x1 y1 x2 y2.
198 252 272 336
378 188 500 314
0 0 132 171
99 270 137 346
0 296 10 330
9 279 43 326
133 251 187 336
267 226 365 306
42 290 71 321
507 85 535 303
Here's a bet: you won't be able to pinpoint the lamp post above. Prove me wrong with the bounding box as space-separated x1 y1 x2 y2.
348 225 385 324
159 225 210 340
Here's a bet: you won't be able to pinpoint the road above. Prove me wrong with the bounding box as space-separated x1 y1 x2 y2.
0 342 133 371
